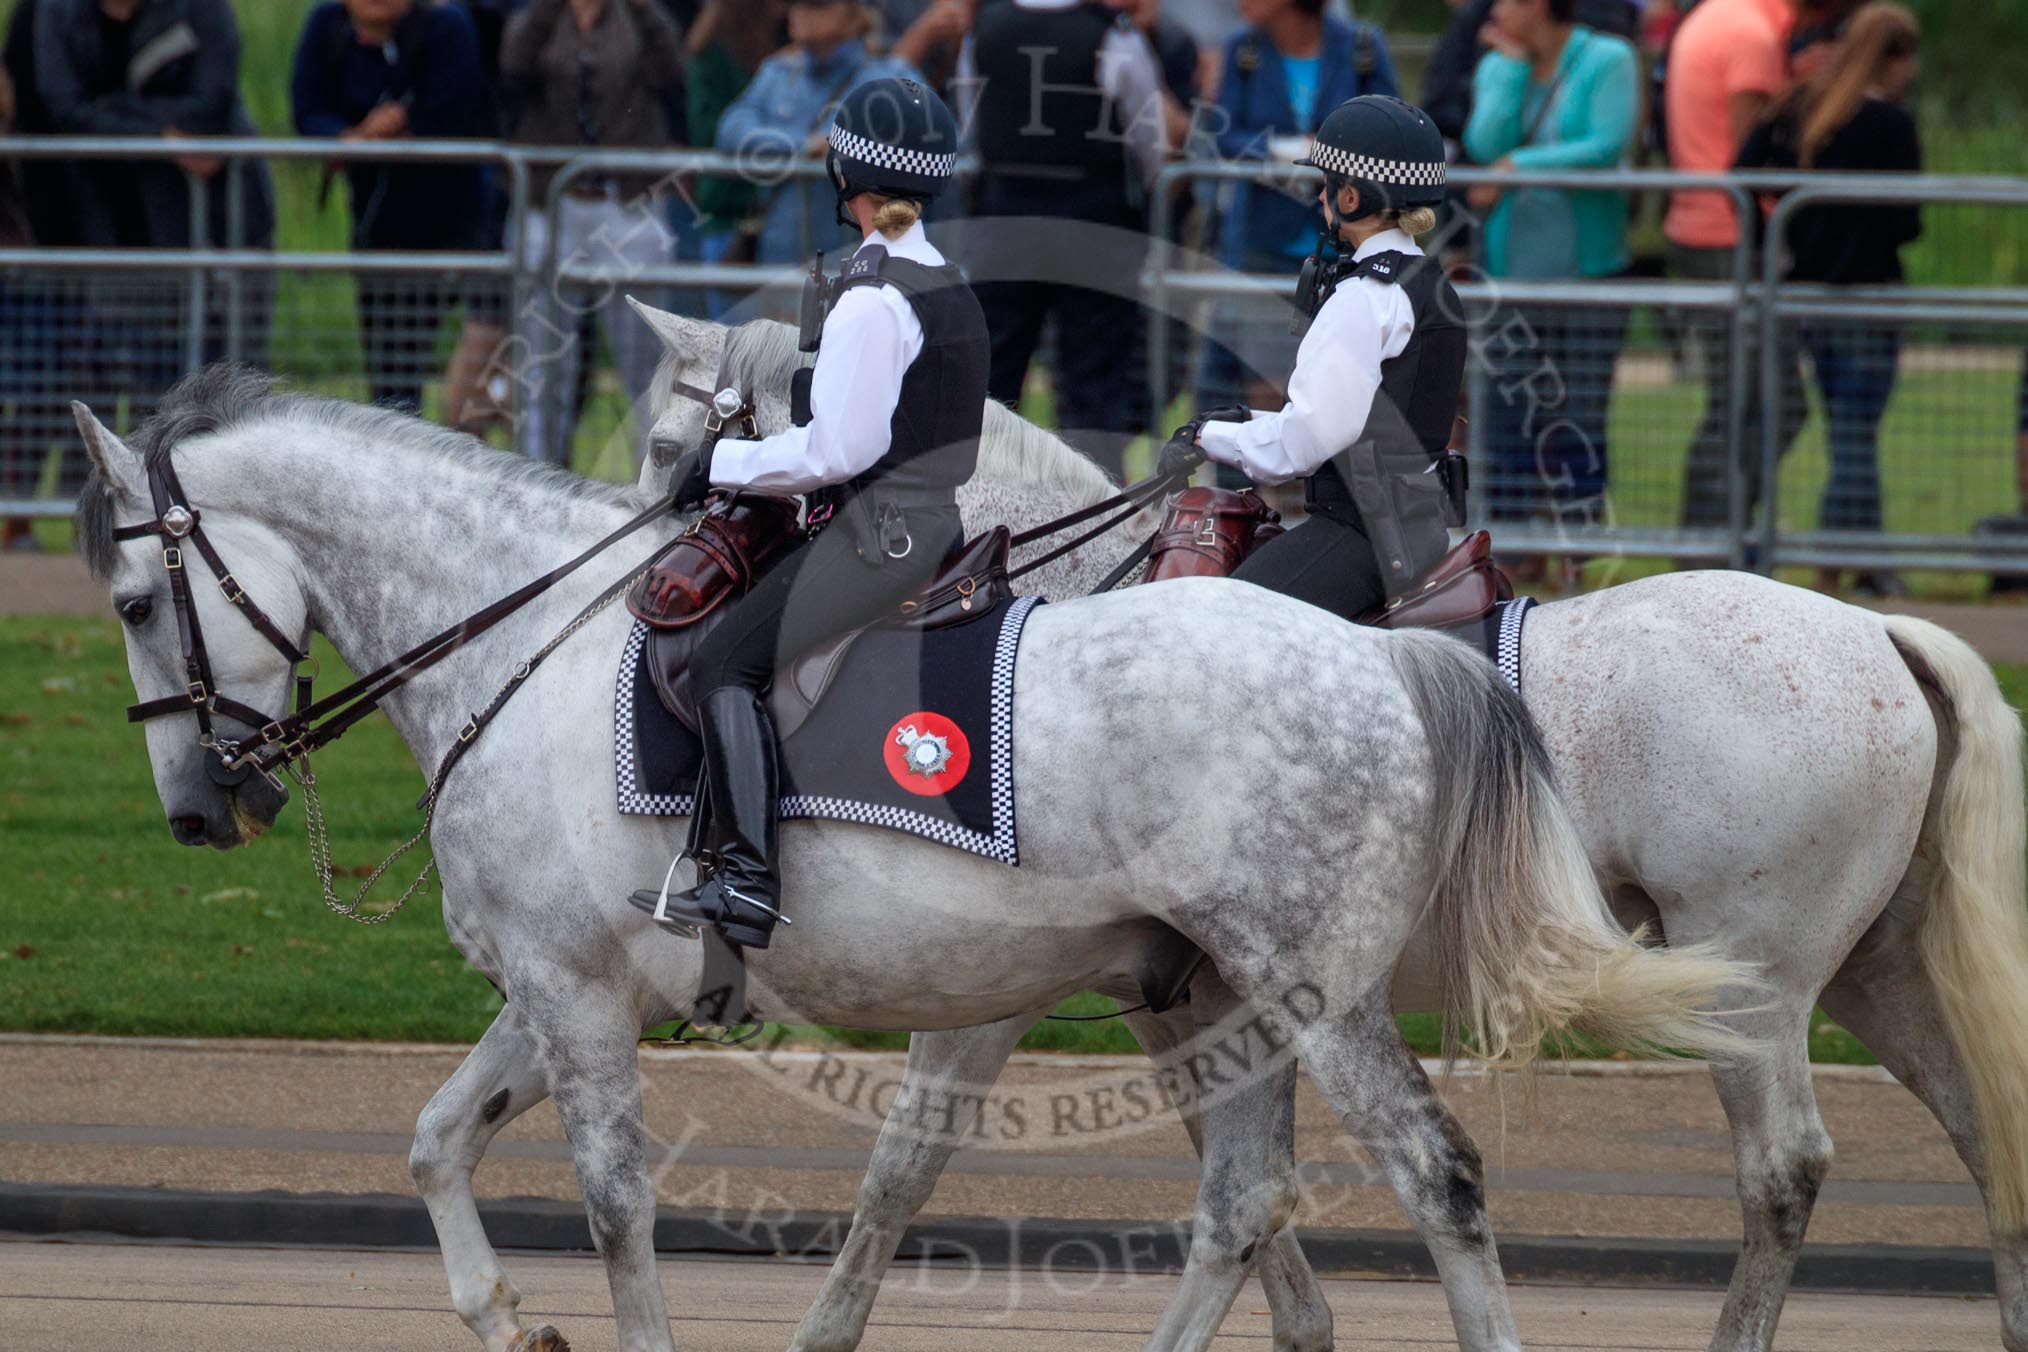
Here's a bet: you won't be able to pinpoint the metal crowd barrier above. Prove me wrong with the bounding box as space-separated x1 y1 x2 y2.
4 137 2026 579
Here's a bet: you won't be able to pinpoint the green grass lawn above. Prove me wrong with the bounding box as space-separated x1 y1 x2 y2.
5 614 2023 1061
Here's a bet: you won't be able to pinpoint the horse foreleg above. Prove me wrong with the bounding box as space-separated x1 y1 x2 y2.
1823 946 2028 1352
1142 969 1308 1352
790 1013 1038 1352
412 1005 557 1352
520 978 675 1352
1703 997 1834 1352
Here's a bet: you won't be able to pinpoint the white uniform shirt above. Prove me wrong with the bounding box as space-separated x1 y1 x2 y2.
708 221 944 496
1198 228 1423 486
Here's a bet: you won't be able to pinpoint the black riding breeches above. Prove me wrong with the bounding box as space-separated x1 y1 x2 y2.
687 504 966 699
1230 508 1387 625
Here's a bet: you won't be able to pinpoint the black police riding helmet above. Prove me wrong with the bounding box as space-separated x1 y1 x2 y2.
1298 95 1447 227
826 77 961 218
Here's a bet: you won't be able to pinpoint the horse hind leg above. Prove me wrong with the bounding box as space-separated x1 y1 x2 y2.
1701 996 1835 1352
1141 968 1311 1352
1122 999 1333 1352
411 1005 561 1352
1220 963 1519 1352
1822 933 2028 1352
789 1013 1038 1352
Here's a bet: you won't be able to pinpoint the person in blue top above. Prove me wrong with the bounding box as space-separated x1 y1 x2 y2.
291 0 489 414
1461 0 1637 531
715 0 922 266
1198 0 1399 415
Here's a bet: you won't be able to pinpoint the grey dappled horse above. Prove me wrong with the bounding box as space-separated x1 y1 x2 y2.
636 305 2028 1352
73 364 1748 1352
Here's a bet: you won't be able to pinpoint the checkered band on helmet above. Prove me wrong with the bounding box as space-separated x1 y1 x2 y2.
1299 95 1448 214
827 125 957 184
827 77 960 202
1304 142 1447 189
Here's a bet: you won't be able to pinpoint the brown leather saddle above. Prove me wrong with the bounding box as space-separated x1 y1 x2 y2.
1142 487 1510 630
626 499 1013 738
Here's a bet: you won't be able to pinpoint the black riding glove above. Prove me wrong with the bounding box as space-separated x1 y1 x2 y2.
1157 430 1206 480
668 447 714 512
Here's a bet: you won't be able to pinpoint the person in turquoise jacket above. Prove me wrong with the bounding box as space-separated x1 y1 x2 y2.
1462 0 1637 529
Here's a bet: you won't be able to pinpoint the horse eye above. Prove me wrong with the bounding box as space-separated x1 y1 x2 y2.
117 597 153 627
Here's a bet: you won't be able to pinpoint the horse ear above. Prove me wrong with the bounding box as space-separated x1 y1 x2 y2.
72 402 143 494
625 296 719 364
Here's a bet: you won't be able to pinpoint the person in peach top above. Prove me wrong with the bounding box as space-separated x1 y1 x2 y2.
1663 0 1807 531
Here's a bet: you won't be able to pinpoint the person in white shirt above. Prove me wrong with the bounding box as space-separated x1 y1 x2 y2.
1160 95 1470 620
630 78 988 951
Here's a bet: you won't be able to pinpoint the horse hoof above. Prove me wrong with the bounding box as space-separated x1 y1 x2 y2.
510 1325 570 1352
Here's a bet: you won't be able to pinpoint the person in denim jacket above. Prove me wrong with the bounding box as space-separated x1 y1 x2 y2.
715 0 922 266
1198 0 1399 415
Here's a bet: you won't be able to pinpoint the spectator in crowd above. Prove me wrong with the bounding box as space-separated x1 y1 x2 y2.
500 0 684 464
1737 1 1920 595
715 0 922 267
683 0 784 315
0 63 41 551
1464 0 1638 529
1196 0 1399 417
965 0 1182 479
36 0 277 424
1663 0 1806 532
293 0 489 415
872 0 971 95
1421 0 1636 145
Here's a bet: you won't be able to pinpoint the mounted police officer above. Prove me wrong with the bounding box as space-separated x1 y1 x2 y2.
1162 95 1467 622
629 77 988 951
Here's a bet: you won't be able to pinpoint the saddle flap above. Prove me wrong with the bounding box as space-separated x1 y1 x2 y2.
895 526 1013 630
1144 487 1282 583
627 496 803 630
1365 531 1512 630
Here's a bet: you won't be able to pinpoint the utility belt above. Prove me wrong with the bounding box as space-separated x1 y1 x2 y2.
809 479 961 569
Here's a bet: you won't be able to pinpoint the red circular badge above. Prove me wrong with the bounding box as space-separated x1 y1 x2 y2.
882 711 972 796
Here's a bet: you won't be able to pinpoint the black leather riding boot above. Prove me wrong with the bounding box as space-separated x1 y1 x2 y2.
629 686 784 949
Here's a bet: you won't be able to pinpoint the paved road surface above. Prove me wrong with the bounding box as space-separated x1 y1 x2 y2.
0 1036 1990 1249
0 1241 2002 1351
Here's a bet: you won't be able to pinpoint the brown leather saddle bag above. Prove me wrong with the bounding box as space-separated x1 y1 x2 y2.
1143 487 1284 584
1361 530 1513 629
627 496 804 630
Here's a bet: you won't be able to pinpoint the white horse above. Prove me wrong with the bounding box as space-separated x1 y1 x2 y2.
72 364 1747 1352
633 305 2028 1352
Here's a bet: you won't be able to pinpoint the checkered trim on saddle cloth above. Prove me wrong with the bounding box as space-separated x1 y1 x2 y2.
828 125 956 179
1305 143 1446 187
614 595 1039 865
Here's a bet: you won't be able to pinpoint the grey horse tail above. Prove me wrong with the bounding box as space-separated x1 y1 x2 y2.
1384 631 1758 1070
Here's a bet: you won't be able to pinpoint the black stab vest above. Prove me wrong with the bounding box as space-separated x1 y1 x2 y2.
969 2 1132 215
829 243 991 499
1305 249 1466 513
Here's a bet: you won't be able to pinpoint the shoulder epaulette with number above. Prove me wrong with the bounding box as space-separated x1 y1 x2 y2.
1350 250 1412 285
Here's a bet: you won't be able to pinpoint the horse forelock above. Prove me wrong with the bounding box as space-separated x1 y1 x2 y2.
75 361 640 580
712 318 1120 509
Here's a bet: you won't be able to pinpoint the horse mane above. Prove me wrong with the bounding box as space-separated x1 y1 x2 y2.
77 363 638 581
716 320 1121 506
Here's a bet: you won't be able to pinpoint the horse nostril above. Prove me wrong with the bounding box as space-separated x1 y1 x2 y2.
169 815 207 846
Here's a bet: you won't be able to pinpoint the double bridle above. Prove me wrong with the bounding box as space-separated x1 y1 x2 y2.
112 450 673 920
